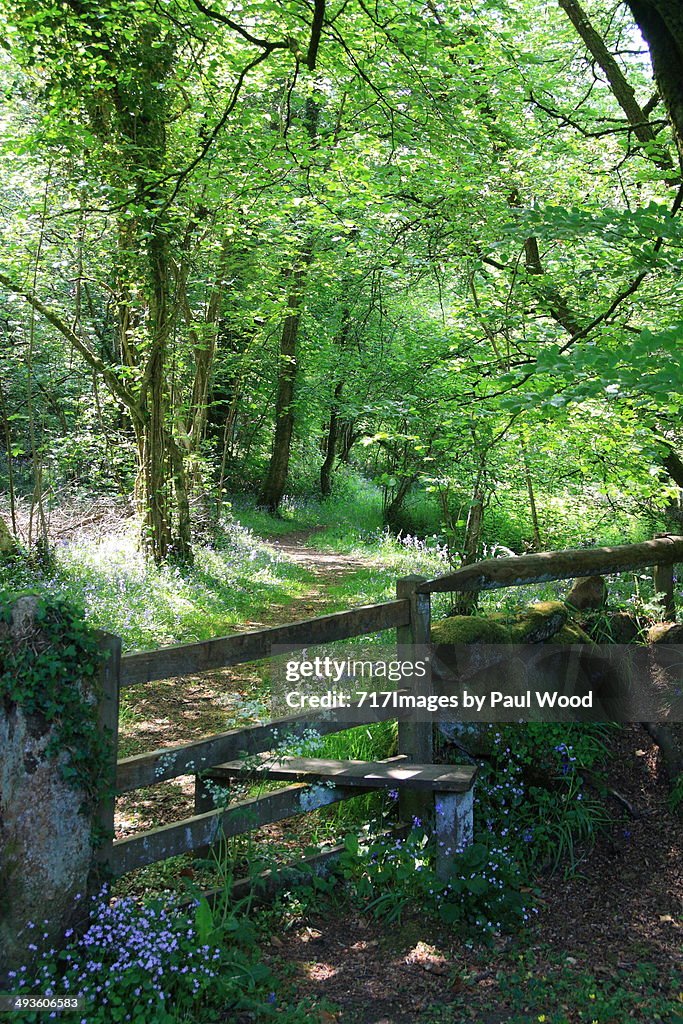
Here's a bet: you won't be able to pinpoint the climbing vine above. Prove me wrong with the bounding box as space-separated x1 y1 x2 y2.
0 592 111 827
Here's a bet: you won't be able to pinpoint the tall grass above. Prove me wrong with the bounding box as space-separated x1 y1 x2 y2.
0 516 317 652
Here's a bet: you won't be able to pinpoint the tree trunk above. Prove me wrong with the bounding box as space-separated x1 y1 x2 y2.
522 449 542 549
258 89 321 512
384 473 416 531
258 274 306 512
338 420 359 464
662 444 683 487
452 474 487 615
320 381 344 496
625 0 683 168
0 515 15 554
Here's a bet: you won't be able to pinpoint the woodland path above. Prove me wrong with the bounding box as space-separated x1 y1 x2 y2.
254 527 374 624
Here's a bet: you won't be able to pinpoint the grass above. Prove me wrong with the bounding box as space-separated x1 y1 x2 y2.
0 515 319 652
3 469 673 653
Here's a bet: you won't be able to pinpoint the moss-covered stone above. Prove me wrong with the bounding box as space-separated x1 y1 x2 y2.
565 575 607 611
507 601 568 643
552 622 593 644
432 601 569 647
431 615 512 645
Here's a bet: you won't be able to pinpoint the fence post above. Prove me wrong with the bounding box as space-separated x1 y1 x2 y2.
95 632 121 874
396 575 432 823
653 534 676 621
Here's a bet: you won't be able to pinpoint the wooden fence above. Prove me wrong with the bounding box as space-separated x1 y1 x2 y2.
97 533 683 881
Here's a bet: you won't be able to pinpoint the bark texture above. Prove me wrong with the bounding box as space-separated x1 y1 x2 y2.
626 0 683 167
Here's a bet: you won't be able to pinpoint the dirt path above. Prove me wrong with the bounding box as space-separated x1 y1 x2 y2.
260 528 372 623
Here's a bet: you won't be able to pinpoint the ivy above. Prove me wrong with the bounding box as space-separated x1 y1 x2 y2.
0 592 112 838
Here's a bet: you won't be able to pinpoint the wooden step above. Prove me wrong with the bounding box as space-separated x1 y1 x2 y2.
205 755 477 793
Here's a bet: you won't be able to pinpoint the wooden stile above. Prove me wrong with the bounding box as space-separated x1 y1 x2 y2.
206 754 476 792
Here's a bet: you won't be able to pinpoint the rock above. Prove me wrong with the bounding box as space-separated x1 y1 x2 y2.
566 575 607 611
431 603 569 699
507 601 568 643
431 615 511 682
0 707 94 981
432 601 568 646
0 597 97 985
431 615 511 645
647 622 683 645
552 622 593 644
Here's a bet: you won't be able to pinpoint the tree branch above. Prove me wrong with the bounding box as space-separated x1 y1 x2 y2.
558 0 675 173
0 271 138 415
188 0 289 51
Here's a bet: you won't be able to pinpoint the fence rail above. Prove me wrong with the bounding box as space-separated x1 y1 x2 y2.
120 599 409 687
115 702 397 793
417 534 683 597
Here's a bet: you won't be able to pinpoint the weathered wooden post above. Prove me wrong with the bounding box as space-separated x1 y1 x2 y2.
434 786 475 882
94 632 122 877
396 575 432 823
653 534 676 621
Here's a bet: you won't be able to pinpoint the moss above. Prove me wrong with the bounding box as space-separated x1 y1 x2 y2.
432 602 572 646
507 601 568 643
431 615 512 645
551 622 593 644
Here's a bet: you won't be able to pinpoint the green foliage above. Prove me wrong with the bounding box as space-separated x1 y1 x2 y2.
0 590 110 817
475 724 613 879
7 888 314 1024
338 824 530 938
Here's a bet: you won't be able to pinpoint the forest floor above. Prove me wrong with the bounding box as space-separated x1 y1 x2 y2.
114 529 682 1024
265 725 682 1024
